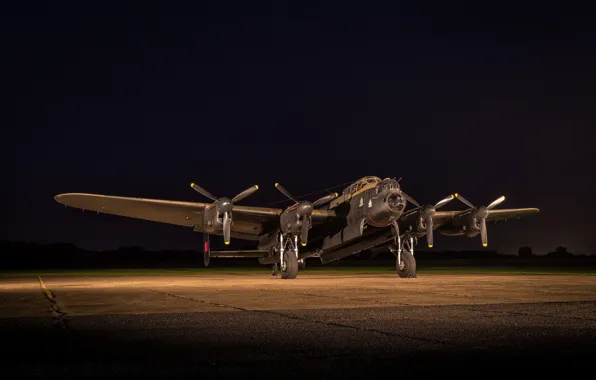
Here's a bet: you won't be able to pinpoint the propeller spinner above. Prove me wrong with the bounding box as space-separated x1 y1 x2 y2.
454 193 505 247
190 182 259 245
274 183 337 246
402 191 455 248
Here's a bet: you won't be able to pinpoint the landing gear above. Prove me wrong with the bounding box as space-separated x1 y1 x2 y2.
396 249 416 278
298 259 305 270
390 235 417 278
281 251 298 279
277 233 300 279
272 263 278 276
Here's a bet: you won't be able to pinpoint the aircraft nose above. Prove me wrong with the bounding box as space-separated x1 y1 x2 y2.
387 191 406 212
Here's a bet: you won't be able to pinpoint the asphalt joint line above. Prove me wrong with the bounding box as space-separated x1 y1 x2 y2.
146 287 449 346
459 305 596 322
37 276 69 330
82 276 459 348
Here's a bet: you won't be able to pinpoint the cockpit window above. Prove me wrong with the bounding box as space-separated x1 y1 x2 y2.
343 176 382 194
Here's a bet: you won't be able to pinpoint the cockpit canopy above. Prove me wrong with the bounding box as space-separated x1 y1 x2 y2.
375 177 401 194
342 176 382 195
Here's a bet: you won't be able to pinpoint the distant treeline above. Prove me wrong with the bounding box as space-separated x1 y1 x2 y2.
0 240 593 270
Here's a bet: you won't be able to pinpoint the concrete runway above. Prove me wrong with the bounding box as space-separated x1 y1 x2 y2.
1 272 595 378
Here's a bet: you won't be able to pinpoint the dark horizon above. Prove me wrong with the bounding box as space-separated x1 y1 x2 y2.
0 238 589 258
2 2 594 254
1 239 592 274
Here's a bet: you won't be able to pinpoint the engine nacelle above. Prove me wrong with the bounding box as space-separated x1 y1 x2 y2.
438 227 466 237
396 211 425 233
202 204 224 233
279 209 308 235
438 214 480 237
465 214 481 237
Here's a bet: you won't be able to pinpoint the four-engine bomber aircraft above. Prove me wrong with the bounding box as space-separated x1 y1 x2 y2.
55 176 539 279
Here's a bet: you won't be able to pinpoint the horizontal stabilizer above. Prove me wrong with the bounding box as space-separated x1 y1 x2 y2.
209 250 269 258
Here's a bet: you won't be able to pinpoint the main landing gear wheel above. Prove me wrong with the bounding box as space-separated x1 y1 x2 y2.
281 251 298 279
396 249 416 278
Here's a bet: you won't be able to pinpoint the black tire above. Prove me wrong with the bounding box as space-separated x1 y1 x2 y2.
298 259 305 270
281 251 298 279
396 249 417 278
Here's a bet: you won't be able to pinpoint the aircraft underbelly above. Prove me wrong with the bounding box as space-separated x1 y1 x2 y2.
319 225 397 264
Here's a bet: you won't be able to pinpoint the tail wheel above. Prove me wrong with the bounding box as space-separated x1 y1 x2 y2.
396 249 416 278
281 251 298 279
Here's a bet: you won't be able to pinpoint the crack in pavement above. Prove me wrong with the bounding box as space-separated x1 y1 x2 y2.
37 276 69 330
143 288 450 346
145 288 245 311
458 302 596 322
84 276 451 346
269 289 414 307
85 276 528 349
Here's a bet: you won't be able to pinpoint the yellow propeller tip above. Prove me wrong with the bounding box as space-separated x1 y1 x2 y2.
482 243 487 247
190 183 195 187
450 194 455 199
334 193 338 197
454 193 459 197
301 243 306 247
274 182 279 187
224 241 230 245
255 185 259 190
428 245 433 248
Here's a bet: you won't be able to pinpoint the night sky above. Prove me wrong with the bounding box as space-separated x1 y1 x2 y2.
2 2 594 254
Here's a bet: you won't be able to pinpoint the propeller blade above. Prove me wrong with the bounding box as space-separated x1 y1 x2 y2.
480 218 487 247
300 218 309 246
231 185 259 203
274 183 299 203
434 194 455 209
312 192 338 208
426 216 434 248
454 193 475 208
402 191 420 208
190 183 217 201
223 212 231 245
487 195 505 210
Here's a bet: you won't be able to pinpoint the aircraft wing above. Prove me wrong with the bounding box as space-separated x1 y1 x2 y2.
484 208 540 222
54 193 337 241
55 193 208 227
431 207 540 227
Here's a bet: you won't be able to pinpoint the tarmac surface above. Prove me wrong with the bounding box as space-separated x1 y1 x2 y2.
1 271 595 378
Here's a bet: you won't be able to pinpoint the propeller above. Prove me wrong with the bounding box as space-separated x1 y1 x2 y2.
453 193 505 247
275 183 338 246
190 182 259 245
402 191 455 248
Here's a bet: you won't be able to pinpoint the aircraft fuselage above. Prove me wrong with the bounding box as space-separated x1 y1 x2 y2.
311 176 406 261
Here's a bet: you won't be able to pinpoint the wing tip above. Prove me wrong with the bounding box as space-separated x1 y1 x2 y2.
54 193 105 207
54 193 71 204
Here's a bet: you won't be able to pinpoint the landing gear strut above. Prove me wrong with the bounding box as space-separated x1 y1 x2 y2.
390 235 417 278
276 234 299 279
